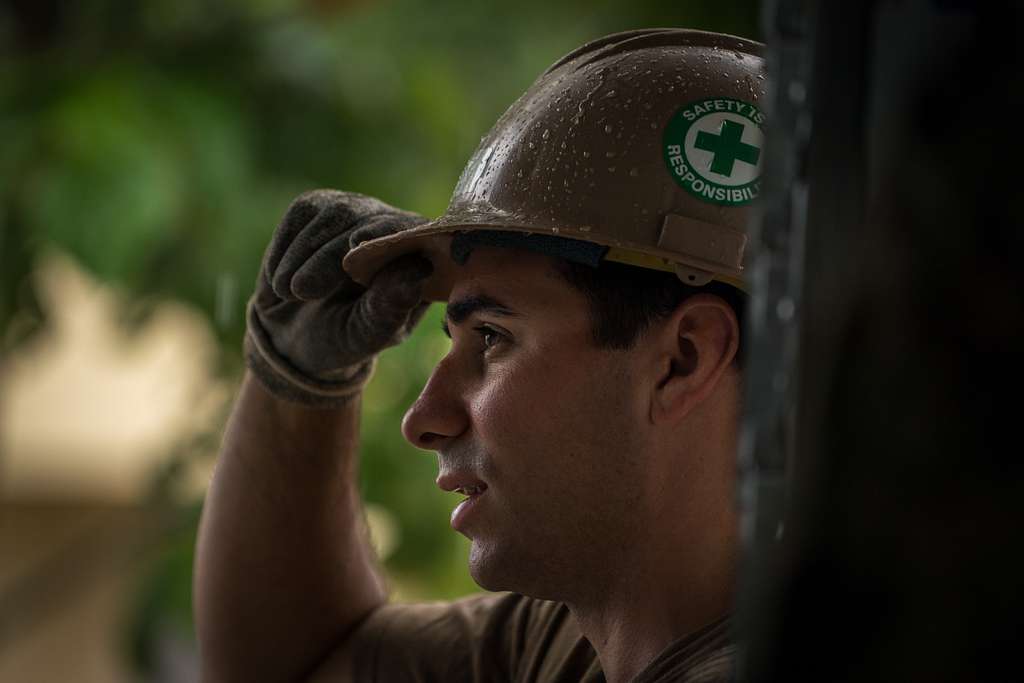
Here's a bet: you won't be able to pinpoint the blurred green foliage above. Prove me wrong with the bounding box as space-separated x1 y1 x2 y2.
1 0 756 673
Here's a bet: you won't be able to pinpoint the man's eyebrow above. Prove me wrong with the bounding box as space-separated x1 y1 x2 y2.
441 294 519 337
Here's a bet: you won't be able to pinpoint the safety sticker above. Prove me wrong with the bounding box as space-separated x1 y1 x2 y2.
663 97 765 206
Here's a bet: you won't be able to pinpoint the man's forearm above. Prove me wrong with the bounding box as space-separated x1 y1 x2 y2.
195 372 386 682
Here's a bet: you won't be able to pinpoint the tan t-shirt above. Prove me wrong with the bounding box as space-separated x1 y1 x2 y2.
348 592 733 682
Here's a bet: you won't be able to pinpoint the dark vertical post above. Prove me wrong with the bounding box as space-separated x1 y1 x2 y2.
735 0 819 678
739 1 1024 681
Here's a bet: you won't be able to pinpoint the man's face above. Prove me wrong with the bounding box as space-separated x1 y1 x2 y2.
401 246 657 602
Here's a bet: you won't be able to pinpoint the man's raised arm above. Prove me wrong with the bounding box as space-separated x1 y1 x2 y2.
194 190 432 681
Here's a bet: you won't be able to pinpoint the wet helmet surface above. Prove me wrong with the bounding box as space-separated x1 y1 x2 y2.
344 28 766 300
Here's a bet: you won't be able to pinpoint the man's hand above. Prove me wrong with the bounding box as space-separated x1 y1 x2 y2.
245 189 433 406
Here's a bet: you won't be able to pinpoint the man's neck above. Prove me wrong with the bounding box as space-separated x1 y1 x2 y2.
566 534 736 683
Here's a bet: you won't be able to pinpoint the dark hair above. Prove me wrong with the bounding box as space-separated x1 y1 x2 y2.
553 259 746 367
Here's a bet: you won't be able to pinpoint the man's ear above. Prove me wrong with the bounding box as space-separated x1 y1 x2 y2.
650 293 740 424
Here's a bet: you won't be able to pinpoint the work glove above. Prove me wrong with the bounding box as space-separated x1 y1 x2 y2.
244 189 432 407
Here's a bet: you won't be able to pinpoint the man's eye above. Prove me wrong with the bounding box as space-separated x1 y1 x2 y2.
474 325 503 349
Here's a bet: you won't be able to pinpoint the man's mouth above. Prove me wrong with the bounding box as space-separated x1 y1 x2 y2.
439 476 489 531
453 484 487 497
436 471 488 496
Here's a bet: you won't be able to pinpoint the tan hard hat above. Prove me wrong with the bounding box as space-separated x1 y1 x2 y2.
344 28 766 301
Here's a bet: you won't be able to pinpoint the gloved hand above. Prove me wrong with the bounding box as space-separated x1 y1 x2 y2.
244 189 432 407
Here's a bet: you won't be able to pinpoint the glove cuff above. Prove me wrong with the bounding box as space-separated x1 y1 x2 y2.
244 300 376 408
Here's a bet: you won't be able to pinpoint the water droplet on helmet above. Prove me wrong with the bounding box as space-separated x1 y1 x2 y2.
607 166 616 173
605 151 616 158
604 90 617 98
542 128 551 140
528 141 535 150
517 170 524 178
604 124 613 134
582 150 591 158
579 225 591 233
629 167 639 177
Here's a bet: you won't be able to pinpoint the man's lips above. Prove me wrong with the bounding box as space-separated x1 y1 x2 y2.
436 472 489 496
437 472 489 532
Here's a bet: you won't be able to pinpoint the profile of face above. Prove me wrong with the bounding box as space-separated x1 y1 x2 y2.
401 246 682 603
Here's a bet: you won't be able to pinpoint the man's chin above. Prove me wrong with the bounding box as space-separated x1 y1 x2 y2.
466 541 510 592
467 541 560 600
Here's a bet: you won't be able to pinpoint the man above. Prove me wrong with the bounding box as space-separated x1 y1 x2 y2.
196 28 765 682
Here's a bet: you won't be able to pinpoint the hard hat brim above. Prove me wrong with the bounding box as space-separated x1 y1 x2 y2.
344 220 458 302
343 215 746 302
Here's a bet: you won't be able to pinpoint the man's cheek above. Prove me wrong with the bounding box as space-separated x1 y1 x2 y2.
473 368 552 442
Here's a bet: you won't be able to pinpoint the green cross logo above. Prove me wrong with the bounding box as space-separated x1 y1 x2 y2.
694 120 761 177
662 97 765 206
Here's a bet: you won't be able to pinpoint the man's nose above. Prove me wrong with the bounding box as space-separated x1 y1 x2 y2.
401 354 469 450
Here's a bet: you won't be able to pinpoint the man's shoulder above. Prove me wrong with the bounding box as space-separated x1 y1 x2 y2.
360 591 574 637
633 615 735 683
311 592 602 683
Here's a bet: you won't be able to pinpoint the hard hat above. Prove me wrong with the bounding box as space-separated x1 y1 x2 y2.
344 28 766 301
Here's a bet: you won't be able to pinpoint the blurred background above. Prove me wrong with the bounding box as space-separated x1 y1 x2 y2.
0 1 757 680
